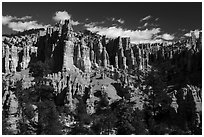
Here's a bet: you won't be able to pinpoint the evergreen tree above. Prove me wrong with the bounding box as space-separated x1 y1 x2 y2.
113 100 147 135
37 100 63 135
29 61 51 77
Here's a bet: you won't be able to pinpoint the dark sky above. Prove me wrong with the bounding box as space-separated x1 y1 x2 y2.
2 2 202 42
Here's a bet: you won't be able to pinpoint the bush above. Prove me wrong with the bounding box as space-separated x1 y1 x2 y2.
29 61 51 77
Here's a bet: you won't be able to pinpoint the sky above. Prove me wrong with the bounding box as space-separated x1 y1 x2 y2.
2 2 202 44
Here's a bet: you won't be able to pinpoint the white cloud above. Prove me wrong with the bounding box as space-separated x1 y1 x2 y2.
138 22 149 29
84 21 105 28
52 11 80 25
3 15 47 32
53 11 71 22
161 33 174 40
8 21 46 32
18 16 32 20
2 15 13 25
155 18 159 21
111 17 115 21
184 33 191 37
140 15 152 22
117 18 125 24
155 33 174 40
2 15 32 25
184 30 201 38
71 20 80 26
86 25 161 44
107 17 125 24
144 23 148 27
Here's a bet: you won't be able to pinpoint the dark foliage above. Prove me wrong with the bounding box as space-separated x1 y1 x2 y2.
29 61 51 77
12 79 63 135
37 100 63 135
113 100 148 135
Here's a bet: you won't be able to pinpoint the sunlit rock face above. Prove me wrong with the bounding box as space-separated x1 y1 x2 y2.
2 22 202 80
62 40 75 70
21 46 31 70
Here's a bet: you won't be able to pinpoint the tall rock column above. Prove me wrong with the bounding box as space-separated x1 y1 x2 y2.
81 46 91 73
96 40 103 65
138 47 143 70
144 48 149 70
66 79 73 111
122 37 130 51
62 40 74 70
129 48 136 69
21 46 30 70
118 37 123 50
61 19 73 41
44 27 53 61
115 53 119 68
90 49 95 63
75 44 82 68
117 37 128 69
118 47 125 69
122 56 127 69
4 45 10 73
191 31 197 51
10 45 18 72
101 47 109 68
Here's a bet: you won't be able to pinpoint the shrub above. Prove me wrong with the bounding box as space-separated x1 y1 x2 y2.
29 61 51 77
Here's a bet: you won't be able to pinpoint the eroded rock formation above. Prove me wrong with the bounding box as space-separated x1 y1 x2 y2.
2 18 202 135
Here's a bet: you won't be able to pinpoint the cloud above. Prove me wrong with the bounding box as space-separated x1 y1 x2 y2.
2 15 13 25
107 17 125 24
86 25 161 44
117 18 125 24
138 22 150 29
53 11 71 22
2 15 33 25
155 18 159 21
144 23 148 27
84 21 105 27
52 10 80 25
184 30 201 38
71 20 80 26
3 15 47 32
106 17 116 22
18 16 32 20
178 28 187 32
8 21 46 32
184 33 191 37
161 33 175 40
140 15 152 22
155 33 174 40
110 17 115 21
